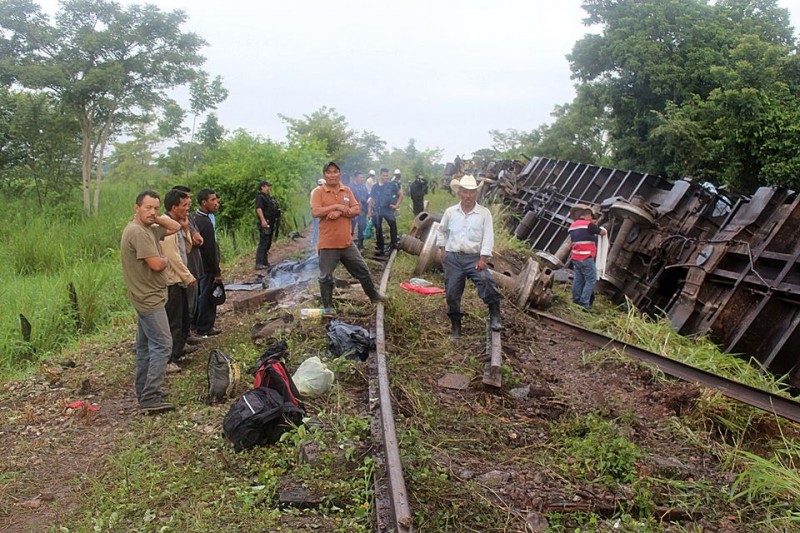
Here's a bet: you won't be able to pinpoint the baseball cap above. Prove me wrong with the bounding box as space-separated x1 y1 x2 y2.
394 168 401 175
323 161 340 173
258 180 271 188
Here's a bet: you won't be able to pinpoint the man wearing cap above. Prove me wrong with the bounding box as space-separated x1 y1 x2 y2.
436 175 502 340
311 162 386 309
568 208 607 311
392 168 402 184
255 180 281 269
368 167 403 255
366 169 376 193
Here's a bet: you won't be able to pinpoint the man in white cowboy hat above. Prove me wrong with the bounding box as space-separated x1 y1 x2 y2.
435 174 502 340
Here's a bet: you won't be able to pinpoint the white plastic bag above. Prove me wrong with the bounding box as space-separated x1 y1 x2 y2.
292 356 334 398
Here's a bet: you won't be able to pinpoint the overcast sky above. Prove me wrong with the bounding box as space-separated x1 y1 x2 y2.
40 0 800 163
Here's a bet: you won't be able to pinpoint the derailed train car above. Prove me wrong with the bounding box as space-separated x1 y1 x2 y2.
482 157 800 386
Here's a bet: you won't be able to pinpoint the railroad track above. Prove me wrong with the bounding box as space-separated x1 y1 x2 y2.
368 248 504 532
370 250 412 533
530 309 800 425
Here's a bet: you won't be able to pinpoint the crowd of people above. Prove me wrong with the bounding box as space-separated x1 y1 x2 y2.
121 166 604 413
120 186 223 413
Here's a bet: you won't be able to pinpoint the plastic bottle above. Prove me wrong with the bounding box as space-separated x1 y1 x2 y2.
300 308 332 319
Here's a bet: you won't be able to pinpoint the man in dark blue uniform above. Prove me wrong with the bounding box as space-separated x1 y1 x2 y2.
368 167 403 255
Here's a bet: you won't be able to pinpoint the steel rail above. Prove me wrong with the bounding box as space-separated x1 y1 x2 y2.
374 250 413 532
530 310 800 424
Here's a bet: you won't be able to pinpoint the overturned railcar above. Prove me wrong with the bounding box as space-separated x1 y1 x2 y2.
487 157 800 386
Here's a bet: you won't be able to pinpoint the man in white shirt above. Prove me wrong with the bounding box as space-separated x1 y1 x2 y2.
436 175 502 340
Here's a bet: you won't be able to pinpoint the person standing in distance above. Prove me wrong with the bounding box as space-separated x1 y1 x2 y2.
350 171 370 249
568 208 607 311
311 161 386 309
120 190 181 413
436 175 502 340
193 189 222 336
409 174 429 215
255 179 281 269
365 169 376 193
368 167 403 255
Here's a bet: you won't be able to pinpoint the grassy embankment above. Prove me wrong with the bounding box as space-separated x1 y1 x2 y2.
0 178 299 379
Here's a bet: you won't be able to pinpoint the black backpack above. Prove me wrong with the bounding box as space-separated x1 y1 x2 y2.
222 348 305 452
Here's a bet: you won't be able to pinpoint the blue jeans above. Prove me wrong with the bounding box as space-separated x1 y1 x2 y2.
196 272 217 334
135 307 172 404
572 257 596 309
311 218 320 250
443 252 500 318
352 212 367 246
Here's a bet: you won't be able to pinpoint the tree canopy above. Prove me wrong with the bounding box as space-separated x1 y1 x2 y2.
485 0 800 192
0 0 209 212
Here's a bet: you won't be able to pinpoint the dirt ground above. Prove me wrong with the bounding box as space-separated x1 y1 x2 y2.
0 229 792 532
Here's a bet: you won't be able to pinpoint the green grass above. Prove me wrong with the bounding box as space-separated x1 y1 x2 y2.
7 186 800 532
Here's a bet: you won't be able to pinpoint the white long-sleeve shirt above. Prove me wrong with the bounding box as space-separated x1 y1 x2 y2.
436 202 494 258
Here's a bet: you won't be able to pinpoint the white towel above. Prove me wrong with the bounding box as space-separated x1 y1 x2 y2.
596 234 609 280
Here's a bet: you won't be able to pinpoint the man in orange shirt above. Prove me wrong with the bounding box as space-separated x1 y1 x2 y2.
311 161 386 309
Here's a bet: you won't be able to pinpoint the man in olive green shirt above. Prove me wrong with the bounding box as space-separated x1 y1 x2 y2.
120 190 180 413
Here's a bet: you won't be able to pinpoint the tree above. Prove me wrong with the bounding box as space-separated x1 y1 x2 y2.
197 112 226 150
0 0 207 213
106 117 162 187
158 100 189 141
384 138 444 181
0 88 81 205
487 128 543 160
195 130 326 228
184 74 228 174
280 106 355 162
279 106 388 174
564 0 800 189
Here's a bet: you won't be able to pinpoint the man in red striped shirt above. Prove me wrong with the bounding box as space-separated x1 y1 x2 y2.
568 208 607 311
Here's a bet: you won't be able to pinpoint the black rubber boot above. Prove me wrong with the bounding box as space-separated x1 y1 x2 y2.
362 280 386 303
488 302 502 331
449 315 461 341
320 283 334 310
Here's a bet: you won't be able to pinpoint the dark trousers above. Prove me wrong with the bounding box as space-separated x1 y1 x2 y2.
375 208 398 250
412 197 425 215
352 212 367 246
186 283 198 329
166 284 190 361
196 272 218 334
318 243 380 300
256 226 274 267
443 252 500 317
